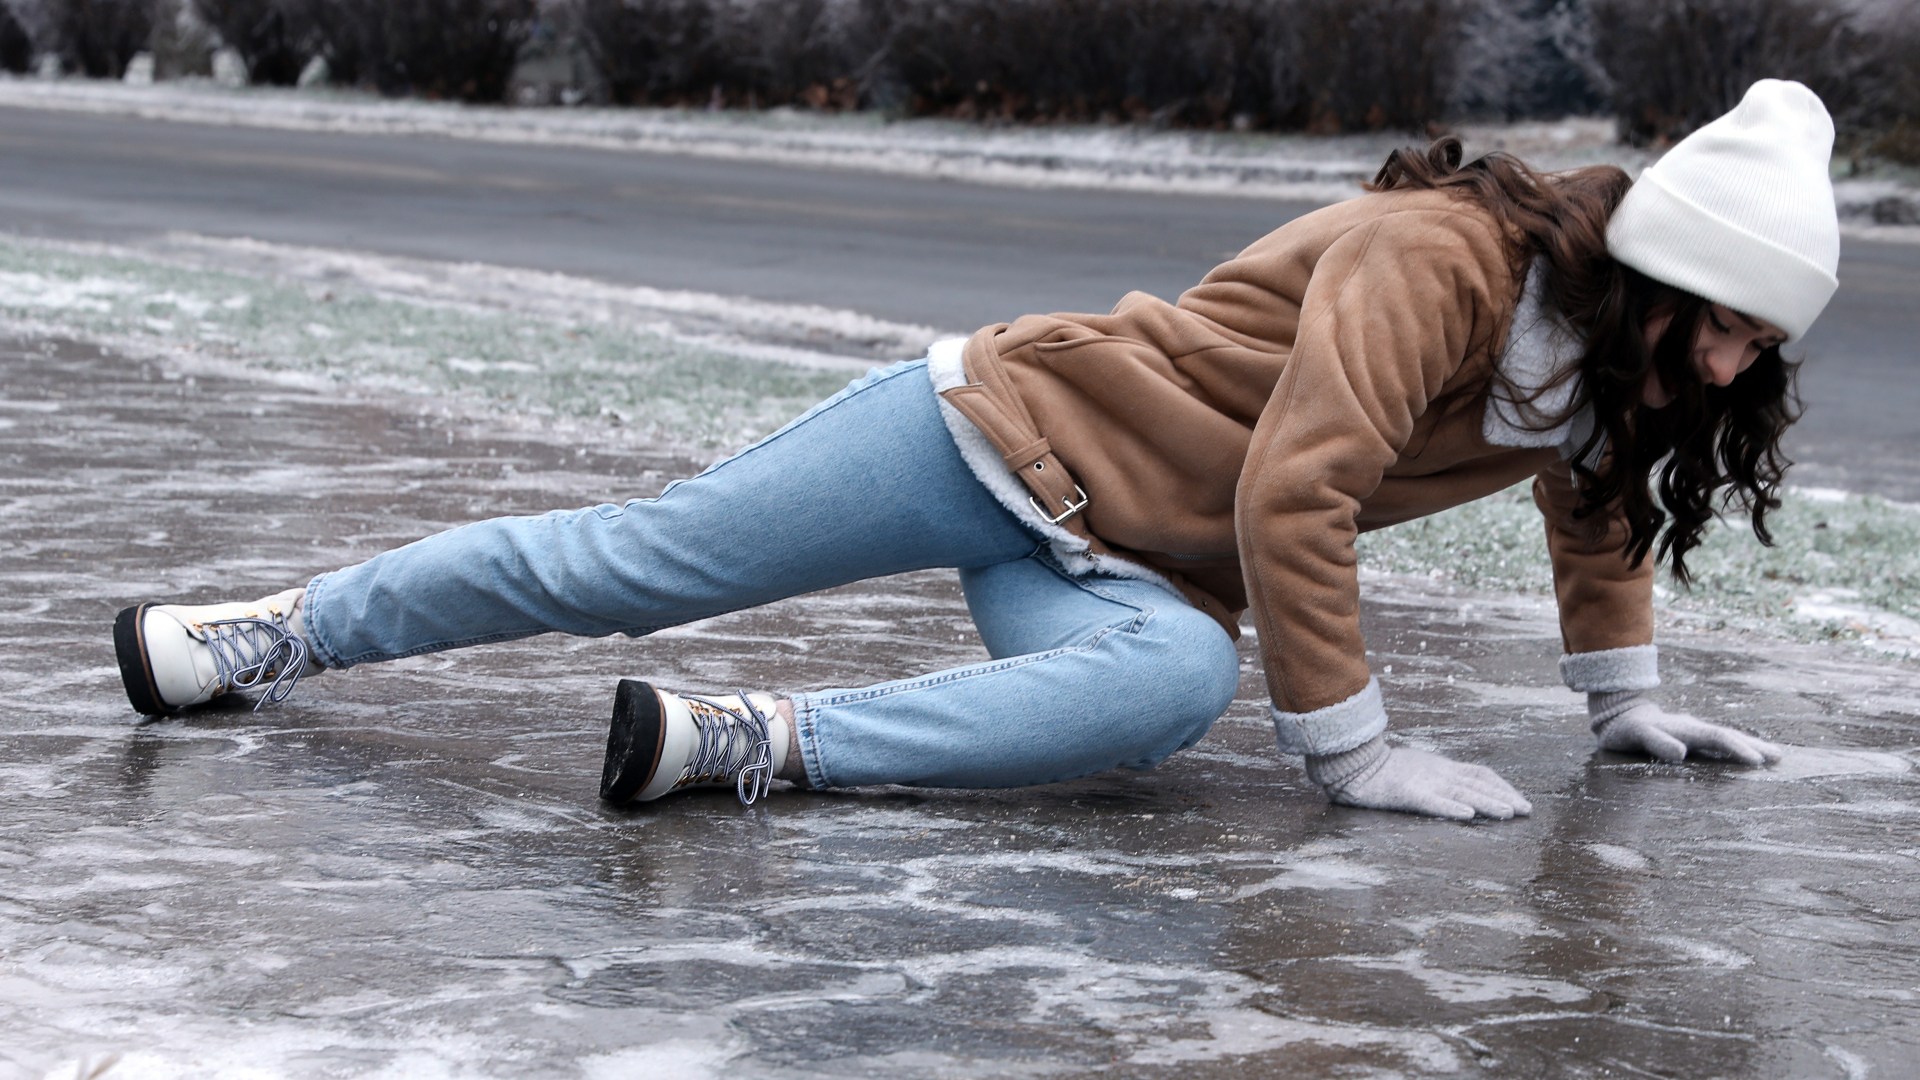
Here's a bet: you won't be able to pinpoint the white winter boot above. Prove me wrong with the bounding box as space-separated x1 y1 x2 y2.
600 680 789 806
113 587 320 715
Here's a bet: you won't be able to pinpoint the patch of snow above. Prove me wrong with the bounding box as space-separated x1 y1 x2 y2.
773 806 980 837
1344 949 1591 1005
1825 1042 1872 1080
1791 590 1920 658
1790 486 1858 504
1648 935 1753 970
579 1041 739 1080
1396 911 1562 939
1584 843 1652 872
896 944 1462 1071
148 232 947 367
1228 857 1388 898
1733 746 1911 783
0 270 141 312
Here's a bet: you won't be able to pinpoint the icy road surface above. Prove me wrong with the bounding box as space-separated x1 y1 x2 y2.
3 335 1918 1078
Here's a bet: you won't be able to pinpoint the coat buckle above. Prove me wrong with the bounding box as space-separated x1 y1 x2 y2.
1029 485 1089 526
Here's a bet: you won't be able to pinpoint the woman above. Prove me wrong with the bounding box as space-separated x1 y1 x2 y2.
113 80 1840 821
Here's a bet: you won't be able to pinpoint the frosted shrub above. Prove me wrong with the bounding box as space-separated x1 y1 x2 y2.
701 0 851 109
0 1 32 72
568 0 854 108
1450 0 1605 121
560 0 1532 131
8 0 154 77
1855 0 1920 165
874 0 1281 127
864 0 1470 131
149 0 215 78
571 0 724 105
567 0 1281 126
1283 0 1469 132
314 0 534 102
190 0 314 84
1586 0 1871 145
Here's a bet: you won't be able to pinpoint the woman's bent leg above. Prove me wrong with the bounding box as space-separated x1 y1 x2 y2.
302 360 1039 669
791 555 1242 789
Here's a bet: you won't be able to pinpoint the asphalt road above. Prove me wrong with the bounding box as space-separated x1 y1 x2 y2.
0 104 1915 498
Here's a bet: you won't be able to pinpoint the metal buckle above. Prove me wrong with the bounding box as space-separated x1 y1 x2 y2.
1029 484 1089 525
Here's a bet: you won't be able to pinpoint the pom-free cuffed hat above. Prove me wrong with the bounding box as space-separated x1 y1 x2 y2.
1605 79 1839 343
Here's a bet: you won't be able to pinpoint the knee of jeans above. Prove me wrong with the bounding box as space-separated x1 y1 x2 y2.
1107 609 1241 765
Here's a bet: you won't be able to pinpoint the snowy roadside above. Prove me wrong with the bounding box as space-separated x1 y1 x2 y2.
1 76 1915 234
0 231 913 450
2 229 1915 662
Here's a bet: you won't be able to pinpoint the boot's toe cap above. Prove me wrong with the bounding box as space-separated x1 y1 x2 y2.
140 608 223 710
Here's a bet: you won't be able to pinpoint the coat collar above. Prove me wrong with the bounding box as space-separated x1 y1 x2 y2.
1483 260 1598 463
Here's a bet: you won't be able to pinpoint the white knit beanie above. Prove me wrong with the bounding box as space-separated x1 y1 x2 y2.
1604 79 1839 343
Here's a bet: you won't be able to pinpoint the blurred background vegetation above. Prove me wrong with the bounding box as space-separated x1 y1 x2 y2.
0 0 1914 163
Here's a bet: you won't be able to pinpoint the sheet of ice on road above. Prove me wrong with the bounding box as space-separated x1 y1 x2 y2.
2 329 1917 1078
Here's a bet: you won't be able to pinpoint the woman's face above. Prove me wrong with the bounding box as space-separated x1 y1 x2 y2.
1640 304 1789 409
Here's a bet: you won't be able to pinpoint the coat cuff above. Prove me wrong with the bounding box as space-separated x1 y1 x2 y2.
1558 645 1659 693
1270 677 1388 757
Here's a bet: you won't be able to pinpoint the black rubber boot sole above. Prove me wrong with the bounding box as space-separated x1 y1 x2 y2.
113 603 171 716
601 679 667 803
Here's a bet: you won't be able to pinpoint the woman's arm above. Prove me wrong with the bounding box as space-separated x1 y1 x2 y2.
1534 459 1783 766
1234 205 1526 818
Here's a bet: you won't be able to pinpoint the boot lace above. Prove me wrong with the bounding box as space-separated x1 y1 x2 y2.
199 613 311 711
681 691 775 805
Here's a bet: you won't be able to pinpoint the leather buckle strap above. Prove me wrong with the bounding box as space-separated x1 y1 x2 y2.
1002 438 1090 528
939 347 1092 534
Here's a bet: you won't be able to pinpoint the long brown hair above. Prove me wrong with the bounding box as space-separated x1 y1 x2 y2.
1368 137 1800 584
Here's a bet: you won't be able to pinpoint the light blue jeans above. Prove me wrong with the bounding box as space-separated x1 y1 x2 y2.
302 360 1240 790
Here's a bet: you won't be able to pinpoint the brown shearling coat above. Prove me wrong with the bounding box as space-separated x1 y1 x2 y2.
940 187 1655 718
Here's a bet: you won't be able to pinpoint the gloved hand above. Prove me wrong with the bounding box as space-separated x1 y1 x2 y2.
1305 735 1532 821
1588 690 1782 765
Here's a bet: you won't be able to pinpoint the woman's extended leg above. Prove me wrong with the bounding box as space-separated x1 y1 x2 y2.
116 359 1041 713
303 359 1041 667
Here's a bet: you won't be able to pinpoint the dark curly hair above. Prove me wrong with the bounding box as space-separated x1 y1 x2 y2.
1368 136 1801 585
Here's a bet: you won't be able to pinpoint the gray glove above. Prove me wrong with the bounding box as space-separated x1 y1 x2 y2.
1305 735 1532 821
1588 690 1782 765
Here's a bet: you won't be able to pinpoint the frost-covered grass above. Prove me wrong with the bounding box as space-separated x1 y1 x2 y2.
0 234 854 448
1358 483 1920 657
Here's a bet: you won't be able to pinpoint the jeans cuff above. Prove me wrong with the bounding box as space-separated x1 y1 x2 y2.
300 575 345 670
788 692 830 790
1270 677 1388 757
1559 645 1659 693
